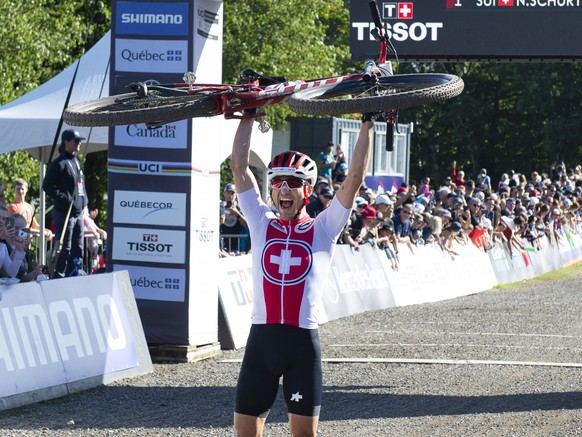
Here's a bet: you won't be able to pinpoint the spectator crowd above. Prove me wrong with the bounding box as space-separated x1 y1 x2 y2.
0 174 107 282
329 160 582 271
220 140 582 273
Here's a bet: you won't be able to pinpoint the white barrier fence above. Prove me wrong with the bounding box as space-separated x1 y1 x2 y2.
0 271 152 411
218 228 582 349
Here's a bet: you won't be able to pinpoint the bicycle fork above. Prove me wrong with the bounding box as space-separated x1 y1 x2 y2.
363 60 398 152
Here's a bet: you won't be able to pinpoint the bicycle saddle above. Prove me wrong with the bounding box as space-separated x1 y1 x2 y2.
239 68 287 86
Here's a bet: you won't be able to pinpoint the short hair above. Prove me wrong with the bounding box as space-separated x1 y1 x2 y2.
9 213 26 226
13 178 28 188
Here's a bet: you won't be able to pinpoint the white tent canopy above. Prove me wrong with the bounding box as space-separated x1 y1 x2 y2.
0 30 272 166
0 30 273 266
0 32 111 162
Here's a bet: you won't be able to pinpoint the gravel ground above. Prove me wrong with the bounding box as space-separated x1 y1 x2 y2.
1 265 582 436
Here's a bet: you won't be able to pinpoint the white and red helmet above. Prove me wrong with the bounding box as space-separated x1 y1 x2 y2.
267 151 318 186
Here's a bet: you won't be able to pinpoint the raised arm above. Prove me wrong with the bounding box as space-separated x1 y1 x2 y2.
335 119 374 210
230 118 259 194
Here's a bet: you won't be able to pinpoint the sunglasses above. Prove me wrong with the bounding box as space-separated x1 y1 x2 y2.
402 210 411 214
271 177 306 189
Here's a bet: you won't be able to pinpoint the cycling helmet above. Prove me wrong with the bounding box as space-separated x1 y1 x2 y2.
267 151 318 186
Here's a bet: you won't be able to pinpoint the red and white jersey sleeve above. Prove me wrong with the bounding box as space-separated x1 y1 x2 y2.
238 187 351 329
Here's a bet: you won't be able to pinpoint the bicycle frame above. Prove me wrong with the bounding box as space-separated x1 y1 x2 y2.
63 0 462 130
139 0 393 120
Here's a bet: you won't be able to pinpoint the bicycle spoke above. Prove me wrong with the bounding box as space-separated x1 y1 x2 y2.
87 94 186 113
288 74 464 115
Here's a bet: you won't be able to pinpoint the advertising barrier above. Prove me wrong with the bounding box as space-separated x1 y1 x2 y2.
218 227 582 349
0 271 152 411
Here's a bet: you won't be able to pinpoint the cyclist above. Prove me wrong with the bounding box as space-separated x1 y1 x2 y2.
230 113 377 436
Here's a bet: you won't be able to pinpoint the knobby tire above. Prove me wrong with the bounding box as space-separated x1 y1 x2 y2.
287 73 464 115
63 92 218 127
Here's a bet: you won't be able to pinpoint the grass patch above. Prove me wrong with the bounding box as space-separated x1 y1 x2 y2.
493 261 582 290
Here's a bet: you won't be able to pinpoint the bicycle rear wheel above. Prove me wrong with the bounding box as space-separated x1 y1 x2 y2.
287 73 464 115
63 92 219 127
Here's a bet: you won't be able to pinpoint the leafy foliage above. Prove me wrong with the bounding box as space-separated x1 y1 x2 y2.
0 0 110 225
0 0 109 105
0 152 43 202
223 0 350 128
400 62 582 185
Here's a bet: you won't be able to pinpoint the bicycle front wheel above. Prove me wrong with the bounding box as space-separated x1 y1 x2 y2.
63 92 219 127
287 73 464 115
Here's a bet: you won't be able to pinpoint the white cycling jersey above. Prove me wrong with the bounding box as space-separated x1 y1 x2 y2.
238 187 350 329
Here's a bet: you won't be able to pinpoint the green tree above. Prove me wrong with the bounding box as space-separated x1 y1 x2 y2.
223 0 350 128
401 62 582 185
0 0 109 105
0 0 110 225
0 152 43 202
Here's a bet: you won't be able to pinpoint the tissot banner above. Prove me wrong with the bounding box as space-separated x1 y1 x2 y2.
108 0 223 346
350 0 582 60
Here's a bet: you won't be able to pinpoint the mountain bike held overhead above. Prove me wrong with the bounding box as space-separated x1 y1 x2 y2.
63 0 464 145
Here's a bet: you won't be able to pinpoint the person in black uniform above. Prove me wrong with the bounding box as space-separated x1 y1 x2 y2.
42 129 88 278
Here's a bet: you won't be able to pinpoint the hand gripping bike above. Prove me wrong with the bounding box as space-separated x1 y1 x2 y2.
64 0 464 150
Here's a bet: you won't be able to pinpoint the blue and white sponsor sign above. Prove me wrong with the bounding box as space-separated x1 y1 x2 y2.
112 227 187 264
116 1 189 36
0 272 152 410
113 264 186 302
113 190 187 227
115 39 188 73
114 120 189 149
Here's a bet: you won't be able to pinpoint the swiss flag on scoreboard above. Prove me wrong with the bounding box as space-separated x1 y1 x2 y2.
497 0 514 6
398 2 413 19
446 0 458 7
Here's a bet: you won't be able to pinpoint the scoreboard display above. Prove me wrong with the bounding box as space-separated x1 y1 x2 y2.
350 0 582 61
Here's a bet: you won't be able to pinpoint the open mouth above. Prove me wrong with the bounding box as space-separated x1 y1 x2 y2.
280 200 294 210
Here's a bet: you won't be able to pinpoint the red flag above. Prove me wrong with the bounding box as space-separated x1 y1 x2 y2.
498 0 514 6
521 251 530 267
398 2 413 19
469 227 485 249
446 0 459 8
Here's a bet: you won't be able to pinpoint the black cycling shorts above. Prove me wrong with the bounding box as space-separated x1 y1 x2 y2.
235 324 322 418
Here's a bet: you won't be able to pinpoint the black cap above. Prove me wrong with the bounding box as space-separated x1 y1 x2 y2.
379 218 394 232
320 187 334 198
61 129 86 142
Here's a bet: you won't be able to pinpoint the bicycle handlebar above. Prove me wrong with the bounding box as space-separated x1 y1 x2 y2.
369 0 383 29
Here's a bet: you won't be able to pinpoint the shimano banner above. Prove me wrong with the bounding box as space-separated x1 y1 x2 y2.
0 272 152 411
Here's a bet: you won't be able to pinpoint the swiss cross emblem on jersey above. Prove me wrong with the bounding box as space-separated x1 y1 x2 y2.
398 2 413 19
262 239 313 285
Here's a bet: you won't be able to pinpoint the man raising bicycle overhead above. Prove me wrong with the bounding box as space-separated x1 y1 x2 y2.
230 112 378 437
